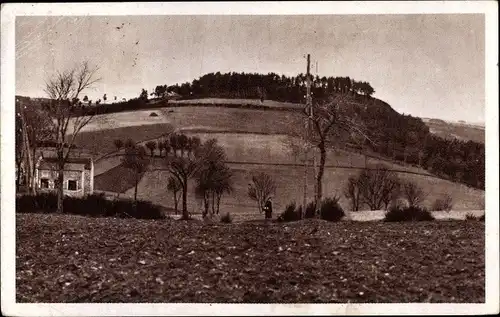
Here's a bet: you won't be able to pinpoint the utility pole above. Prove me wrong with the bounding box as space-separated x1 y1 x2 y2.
302 54 312 217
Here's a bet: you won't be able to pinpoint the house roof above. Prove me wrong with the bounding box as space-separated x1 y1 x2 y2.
38 157 92 170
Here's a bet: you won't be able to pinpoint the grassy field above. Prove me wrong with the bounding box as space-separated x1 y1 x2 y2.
74 106 302 156
16 213 485 303
170 98 302 109
93 131 484 213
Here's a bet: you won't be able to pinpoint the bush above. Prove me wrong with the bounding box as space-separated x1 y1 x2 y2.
150 112 159 117
465 213 483 221
319 196 345 222
432 194 453 211
16 192 57 213
480 214 485 221
220 212 233 223
277 202 302 222
16 193 165 220
384 206 435 222
304 201 316 219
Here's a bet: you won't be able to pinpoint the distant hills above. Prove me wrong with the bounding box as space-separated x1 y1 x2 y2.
421 117 484 144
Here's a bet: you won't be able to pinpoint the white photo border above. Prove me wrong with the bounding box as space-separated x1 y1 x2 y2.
1 1 498 316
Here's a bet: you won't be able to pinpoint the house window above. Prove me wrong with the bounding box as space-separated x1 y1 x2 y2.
40 178 49 189
67 180 78 191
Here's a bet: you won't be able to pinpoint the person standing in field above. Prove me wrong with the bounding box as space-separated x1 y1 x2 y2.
264 198 273 220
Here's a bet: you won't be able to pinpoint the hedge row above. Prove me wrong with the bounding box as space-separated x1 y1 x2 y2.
16 193 165 220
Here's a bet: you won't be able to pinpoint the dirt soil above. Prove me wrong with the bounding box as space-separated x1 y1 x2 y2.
16 214 485 303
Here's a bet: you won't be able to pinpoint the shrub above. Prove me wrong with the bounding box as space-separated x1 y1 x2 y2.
220 212 233 223
277 202 302 222
432 194 453 211
150 112 159 117
465 213 481 221
16 193 165 220
480 214 485 221
304 201 316 219
16 192 57 213
320 197 345 222
384 206 435 222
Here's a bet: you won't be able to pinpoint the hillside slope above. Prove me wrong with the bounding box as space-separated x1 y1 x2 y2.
89 104 484 214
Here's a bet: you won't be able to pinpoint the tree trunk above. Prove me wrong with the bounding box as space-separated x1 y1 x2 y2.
134 171 138 202
203 193 209 217
16 162 21 192
181 181 189 219
211 191 216 215
315 143 327 217
173 191 178 214
216 194 221 214
57 166 64 213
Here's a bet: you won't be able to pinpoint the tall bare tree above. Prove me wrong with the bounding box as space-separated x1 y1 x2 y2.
16 98 54 194
166 138 219 219
43 61 100 213
301 93 375 216
122 144 149 202
194 140 232 217
344 176 362 211
167 176 182 214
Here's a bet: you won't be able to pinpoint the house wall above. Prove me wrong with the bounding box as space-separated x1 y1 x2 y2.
37 169 87 197
83 165 94 195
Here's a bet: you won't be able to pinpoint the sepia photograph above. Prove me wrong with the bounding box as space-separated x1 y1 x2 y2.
1 2 498 316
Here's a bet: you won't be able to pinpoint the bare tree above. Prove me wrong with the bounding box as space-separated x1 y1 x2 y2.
114 139 124 151
145 140 157 157
15 111 25 191
194 141 232 217
166 138 219 220
248 171 276 214
344 176 362 211
402 181 427 207
299 93 375 216
122 144 149 202
43 61 100 212
358 164 400 210
16 99 53 193
167 176 182 214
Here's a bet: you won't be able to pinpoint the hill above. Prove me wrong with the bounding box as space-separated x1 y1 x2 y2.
88 104 484 217
421 117 485 144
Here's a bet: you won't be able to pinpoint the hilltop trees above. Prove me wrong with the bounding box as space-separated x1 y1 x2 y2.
168 72 375 102
139 89 148 102
152 85 168 99
43 61 101 213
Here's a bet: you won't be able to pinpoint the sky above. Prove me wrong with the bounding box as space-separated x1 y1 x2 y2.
15 14 485 123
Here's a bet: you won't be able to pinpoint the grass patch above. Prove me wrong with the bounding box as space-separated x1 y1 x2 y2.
16 214 484 303
94 162 147 193
74 123 174 156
